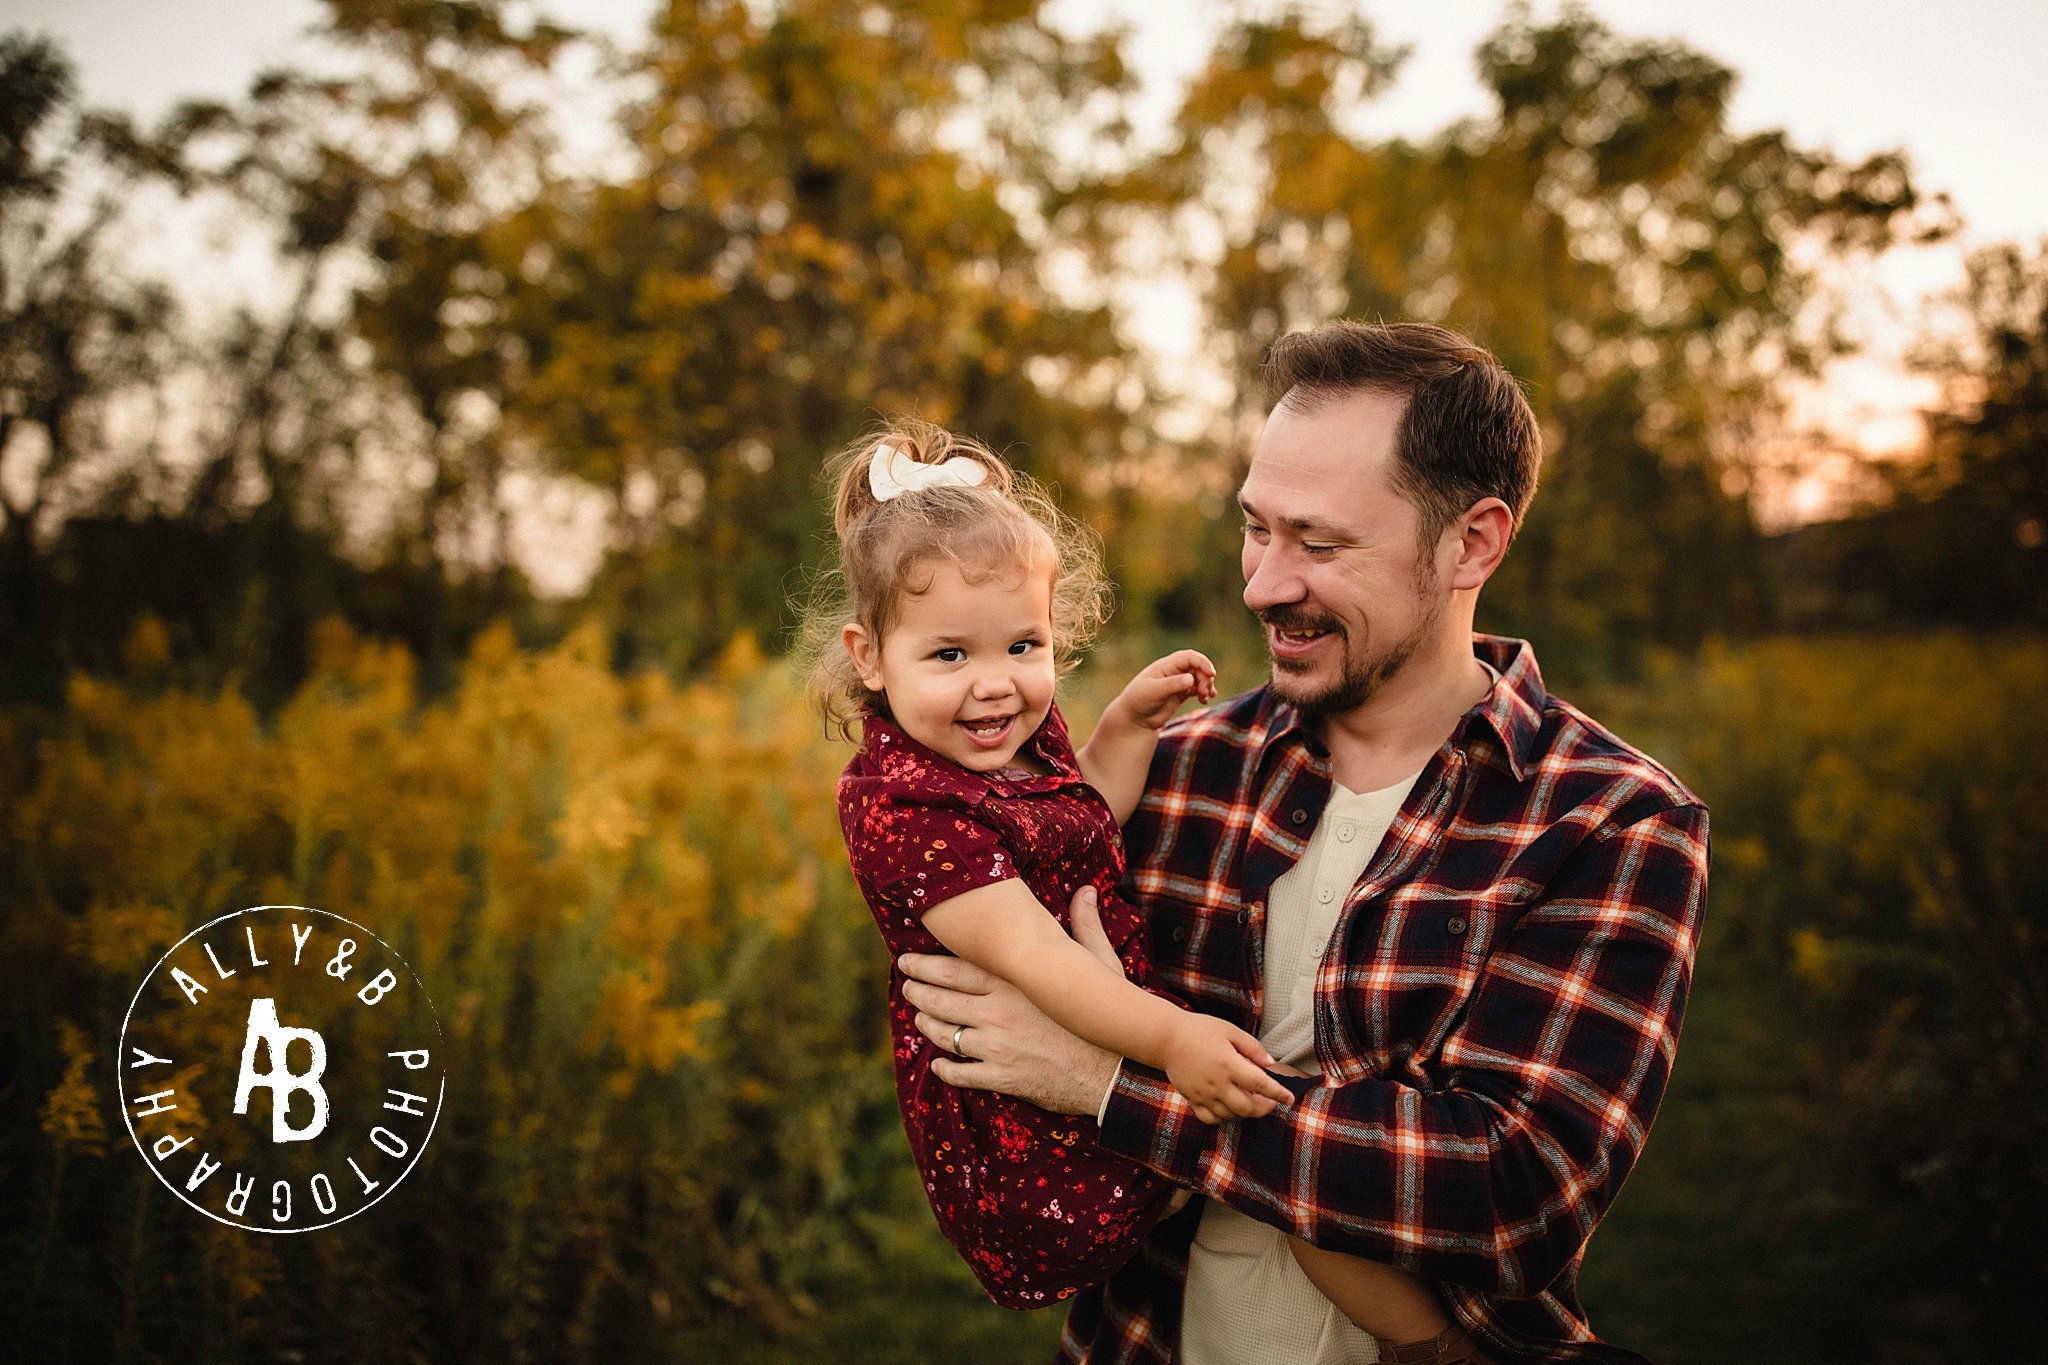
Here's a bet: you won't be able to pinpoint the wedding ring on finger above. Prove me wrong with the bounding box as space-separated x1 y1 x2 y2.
951 1024 967 1057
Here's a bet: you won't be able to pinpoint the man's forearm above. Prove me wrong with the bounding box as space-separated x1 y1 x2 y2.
900 950 1128 1117
1099 1058 1545 1291
1100 802 1709 1295
959 1013 1123 1116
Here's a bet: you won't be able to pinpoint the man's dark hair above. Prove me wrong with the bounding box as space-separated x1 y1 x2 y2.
1264 321 1541 546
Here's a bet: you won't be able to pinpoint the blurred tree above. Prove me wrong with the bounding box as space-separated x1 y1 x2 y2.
437 0 1149 668
0 35 181 663
0 10 577 703
6 1 1164 696
180 0 579 674
1142 4 1926 673
1795 240 2048 627
0 0 1991 696
1907 241 2048 626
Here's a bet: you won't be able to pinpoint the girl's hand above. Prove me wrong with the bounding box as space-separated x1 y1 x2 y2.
1115 649 1218 732
1160 1013 1295 1124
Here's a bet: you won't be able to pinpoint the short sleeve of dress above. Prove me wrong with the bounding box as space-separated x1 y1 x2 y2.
844 787 1018 919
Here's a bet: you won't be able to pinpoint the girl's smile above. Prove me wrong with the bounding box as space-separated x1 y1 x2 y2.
959 713 1020 747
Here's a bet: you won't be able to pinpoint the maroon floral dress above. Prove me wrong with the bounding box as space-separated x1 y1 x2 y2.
838 704 1177 1308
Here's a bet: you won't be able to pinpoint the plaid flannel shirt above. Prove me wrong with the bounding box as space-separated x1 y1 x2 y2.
1057 635 1708 1365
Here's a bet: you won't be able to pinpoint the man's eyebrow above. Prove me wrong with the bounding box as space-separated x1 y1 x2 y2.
1236 493 1354 540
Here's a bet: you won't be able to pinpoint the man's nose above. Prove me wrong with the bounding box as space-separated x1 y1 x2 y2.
1243 546 1303 613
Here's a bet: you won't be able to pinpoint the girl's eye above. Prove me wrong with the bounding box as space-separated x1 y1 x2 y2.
935 647 964 663
1008 639 1041 656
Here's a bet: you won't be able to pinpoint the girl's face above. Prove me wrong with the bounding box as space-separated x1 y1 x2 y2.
843 555 1057 773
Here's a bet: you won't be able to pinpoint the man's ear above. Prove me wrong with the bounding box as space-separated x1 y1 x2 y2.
1447 498 1514 592
842 623 885 692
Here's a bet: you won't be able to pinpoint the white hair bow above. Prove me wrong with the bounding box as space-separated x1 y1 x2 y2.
868 443 989 502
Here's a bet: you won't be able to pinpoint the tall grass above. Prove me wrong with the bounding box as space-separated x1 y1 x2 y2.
2 619 1059 1362
4 627 2040 1360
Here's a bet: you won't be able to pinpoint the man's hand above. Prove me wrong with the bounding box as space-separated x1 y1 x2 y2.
900 886 1123 1116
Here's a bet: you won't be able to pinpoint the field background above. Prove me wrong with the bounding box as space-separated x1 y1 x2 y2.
2 3 2042 1361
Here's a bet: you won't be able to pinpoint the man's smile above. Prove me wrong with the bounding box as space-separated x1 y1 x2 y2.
1261 609 1345 662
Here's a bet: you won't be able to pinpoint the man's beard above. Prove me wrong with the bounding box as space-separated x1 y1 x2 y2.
1262 585 1445 717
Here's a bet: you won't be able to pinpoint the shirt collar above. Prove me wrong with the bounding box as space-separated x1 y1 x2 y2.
1252 634 1548 783
1469 634 1545 781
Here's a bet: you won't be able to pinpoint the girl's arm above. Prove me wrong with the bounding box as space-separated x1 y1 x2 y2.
1077 649 1216 824
922 876 1291 1122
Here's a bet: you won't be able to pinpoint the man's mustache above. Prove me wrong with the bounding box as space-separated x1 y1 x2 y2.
1258 607 1344 635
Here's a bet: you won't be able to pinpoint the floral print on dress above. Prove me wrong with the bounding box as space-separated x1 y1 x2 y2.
837 703 1175 1308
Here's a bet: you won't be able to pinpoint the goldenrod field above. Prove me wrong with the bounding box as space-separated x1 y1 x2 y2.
10 621 1003 1361
5 626 2042 1361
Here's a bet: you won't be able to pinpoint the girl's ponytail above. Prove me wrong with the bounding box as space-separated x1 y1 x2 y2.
832 420 1016 537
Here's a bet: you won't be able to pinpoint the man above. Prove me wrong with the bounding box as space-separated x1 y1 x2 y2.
899 321 1709 1364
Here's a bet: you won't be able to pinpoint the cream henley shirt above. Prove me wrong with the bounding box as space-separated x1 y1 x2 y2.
1177 768 1422 1365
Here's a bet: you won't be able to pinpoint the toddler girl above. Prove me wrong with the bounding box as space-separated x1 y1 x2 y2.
808 422 1463 1348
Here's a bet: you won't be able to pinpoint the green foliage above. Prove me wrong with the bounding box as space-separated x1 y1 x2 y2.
0 35 182 664
1579 635 2048 1359
0 0 1972 703
337 0 1148 668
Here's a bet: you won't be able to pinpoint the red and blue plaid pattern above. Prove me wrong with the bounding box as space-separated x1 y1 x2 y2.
1058 636 1709 1365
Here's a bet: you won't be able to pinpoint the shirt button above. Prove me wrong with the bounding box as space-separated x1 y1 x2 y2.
1317 886 1334 904
1337 823 1355 842
1170 925 1188 944
1446 916 1469 936
1290 808 1309 825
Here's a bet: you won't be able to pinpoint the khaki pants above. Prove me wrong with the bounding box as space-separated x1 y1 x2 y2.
1372 1325 1500 1365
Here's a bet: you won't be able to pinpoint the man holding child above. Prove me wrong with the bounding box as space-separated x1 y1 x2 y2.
899 320 1710 1365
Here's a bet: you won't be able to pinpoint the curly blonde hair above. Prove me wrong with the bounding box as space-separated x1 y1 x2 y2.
797 419 1111 740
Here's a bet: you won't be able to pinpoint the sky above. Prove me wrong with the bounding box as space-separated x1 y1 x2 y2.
5 0 2046 527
